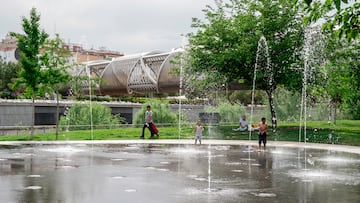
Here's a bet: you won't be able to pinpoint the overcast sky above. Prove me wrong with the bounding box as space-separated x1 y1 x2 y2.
0 0 214 55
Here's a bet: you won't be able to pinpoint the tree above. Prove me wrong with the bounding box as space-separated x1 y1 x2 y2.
304 28 360 122
253 0 305 129
299 0 360 40
322 35 360 121
0 58 21 98
10 8 48 139
39 34 71 139
186 0 304 129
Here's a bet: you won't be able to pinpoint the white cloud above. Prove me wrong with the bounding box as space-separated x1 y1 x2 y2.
0 0 214 54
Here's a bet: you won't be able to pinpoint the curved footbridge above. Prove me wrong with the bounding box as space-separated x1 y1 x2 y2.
73 50 182 96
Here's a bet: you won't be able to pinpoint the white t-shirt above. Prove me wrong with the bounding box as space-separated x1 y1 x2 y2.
239 119 248 128
145 110 153 123
196 125 203 134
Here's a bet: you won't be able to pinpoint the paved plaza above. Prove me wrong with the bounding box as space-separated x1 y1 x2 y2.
0 140 359 202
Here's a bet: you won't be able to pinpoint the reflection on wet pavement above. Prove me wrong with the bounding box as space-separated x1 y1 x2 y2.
0 142 359 203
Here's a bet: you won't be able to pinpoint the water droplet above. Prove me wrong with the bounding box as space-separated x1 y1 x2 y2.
124 189 136 192
27 175 42 178
25 186 42 190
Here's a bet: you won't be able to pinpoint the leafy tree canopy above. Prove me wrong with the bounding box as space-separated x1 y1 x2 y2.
10 7 48 95
0 58 21 98
298 0 359 40
185 0 305 128
186 0 304 93
39 34 71 96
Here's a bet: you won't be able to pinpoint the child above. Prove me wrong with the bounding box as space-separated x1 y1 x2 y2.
194 120 204 145
258 117 268 151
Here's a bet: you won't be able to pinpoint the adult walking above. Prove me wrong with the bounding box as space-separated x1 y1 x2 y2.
140 105 155 139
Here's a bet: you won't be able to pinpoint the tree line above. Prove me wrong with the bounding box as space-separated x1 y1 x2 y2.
182 0 359 129
1 1 359 139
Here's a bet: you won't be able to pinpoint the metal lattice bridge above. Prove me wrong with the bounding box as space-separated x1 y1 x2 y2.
71 50 182 96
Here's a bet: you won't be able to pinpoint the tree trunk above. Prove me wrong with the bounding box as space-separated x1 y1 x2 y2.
55 91 59 139
266 89 277 131
333 104 337 125
328 98 332 124
30 91 35 140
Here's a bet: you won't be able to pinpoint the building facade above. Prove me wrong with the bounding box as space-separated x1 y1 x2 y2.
0 35 123 63
0 36 19 62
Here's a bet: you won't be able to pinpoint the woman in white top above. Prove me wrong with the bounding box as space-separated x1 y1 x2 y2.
233 115 248 131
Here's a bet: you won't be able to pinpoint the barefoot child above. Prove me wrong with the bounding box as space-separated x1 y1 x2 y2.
194 120 204 145
258 117 268 151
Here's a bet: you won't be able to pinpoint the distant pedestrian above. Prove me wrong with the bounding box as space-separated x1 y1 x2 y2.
140 105 155 139
258 117 268 150
194 120 204 145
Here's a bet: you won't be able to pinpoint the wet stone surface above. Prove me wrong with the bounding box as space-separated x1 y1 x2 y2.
0 143 359 203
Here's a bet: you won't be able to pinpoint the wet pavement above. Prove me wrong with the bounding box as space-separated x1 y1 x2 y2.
0 140 359 203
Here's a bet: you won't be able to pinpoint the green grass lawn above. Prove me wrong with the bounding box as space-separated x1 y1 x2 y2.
0 120 359 146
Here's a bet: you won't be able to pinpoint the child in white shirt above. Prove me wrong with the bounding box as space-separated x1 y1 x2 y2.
194 120 204 144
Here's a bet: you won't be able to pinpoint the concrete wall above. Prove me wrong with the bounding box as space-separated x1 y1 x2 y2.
0 100 270 136
0 101 32 126
0 100 205 128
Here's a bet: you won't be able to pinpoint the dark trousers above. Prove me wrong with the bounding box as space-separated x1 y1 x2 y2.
141 122 154 137
258 133 267 145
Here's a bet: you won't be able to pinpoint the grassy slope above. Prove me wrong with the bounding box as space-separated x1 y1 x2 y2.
0 120 359 146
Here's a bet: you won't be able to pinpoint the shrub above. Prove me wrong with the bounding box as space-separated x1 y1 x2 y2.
59 102 126 130
133 99 177 127
204 100 246 124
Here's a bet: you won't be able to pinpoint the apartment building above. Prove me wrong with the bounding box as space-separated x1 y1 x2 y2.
0 35 123 63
